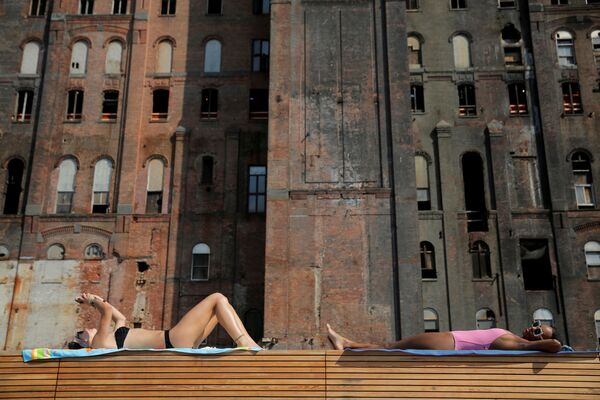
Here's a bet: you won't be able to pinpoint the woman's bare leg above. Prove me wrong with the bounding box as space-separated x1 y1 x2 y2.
327 324 455 350
169 293 259 348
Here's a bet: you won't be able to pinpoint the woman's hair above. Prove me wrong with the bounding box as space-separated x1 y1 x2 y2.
67 330 88 349
67 341 84 349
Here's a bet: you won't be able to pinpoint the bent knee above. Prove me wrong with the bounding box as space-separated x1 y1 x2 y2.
207 292 228 303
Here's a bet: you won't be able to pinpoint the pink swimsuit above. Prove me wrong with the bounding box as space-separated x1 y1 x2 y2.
451 328 510 350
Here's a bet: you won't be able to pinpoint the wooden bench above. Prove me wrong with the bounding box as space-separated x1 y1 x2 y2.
1 351 598 399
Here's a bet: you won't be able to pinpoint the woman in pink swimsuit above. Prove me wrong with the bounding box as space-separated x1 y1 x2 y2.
327 323 562 352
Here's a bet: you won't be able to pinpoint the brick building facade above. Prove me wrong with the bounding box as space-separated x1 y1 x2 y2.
0 0 599 350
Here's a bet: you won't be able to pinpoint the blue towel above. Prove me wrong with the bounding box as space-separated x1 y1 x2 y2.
346 348 598 356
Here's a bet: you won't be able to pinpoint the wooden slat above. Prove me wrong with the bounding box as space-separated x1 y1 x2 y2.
0 354 58 399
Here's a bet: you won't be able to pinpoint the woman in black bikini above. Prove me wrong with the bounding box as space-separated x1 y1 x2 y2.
69 292 260 349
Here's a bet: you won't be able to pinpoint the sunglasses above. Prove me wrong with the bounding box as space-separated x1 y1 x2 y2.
531 321 543 337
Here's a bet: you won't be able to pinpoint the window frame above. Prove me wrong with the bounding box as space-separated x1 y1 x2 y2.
14 89 34 123
29 0 47 16
151 89 170 121
252 39 270 73
470 241 492 280
458 83 477 117
410 84 425 113
66 90 84 121
508 82 529 115
420 241 437 279
200 88 218 120
248 165 267 214
160 0 177 15
191 243 210 281
572 152 595 208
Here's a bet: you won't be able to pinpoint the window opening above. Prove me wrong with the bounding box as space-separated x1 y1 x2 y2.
533 308 554 326
551 0 568 4
84 244 103 259
462 152 488 232
476 309 497 329
585 242 600 280
424 308 439 332
253 0 269 14
248 166 266 213
410 85 424 112
152 89 169 120
406 0 419 10
66 90 84 121
47 244 65 260
57 159 76 214
200 88 218 119
0 245 9 259
470 241 492 279
201 156 214 185
105 41 122 74
502 24 522 66
408 36 422 68
161 0 176 15
112 0 127 14
30 0 46 16
21 42 40 74
249 89 268 119
92 159 112 213
452 35 471 68
80 0 94 14
191 243 210 281
521 239 553 291
156 40 173 73
592 30 600 68
415 155 430 210
420 242 436 279
458 83 477 116
14 90 33 122
595 310 600 342
555 31 576 67
204 40 222 73
146 159 164 213
102 91 119 121
70 41 88 74
562 82 583 114
207 0 222 15
508 82 528 114
252 39 270 72
450 0 467 9
3 159 25 215
498 0 516 7
572 152 594 208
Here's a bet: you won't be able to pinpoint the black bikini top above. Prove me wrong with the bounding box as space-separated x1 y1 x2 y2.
114 326 130 349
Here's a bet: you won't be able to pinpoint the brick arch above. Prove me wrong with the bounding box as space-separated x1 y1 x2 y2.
19 37 43 50
67 36 93 50
89 155 116 168
153 35 177 48
566 148 594 163
142 154 169 168
2 155 27 169
102 36 127 49
53 155 80 169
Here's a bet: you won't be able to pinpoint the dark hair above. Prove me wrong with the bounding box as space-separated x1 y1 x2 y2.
67 341 84 349
549 326 560 342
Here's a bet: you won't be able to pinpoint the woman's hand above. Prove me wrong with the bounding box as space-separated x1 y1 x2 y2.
75 293 103 305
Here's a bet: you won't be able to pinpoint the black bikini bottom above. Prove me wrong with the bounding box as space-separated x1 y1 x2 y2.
164 329 174 349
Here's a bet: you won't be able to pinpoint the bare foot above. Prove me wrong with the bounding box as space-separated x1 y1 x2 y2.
327 324 349 350
236 334 261 349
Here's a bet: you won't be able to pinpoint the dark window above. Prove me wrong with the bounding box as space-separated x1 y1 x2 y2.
80 0 94 14
207 0 222 14
146 192 162 213
252 39 270 72
253 0 269 14
450 0 466 9
502 24 522 66
248 166 266 213
406 0 419 9
508 82 528 115
201 156 214 185
30 0 46 16
200 88 218 119
152 89 169 120
589 0 600 4
562 82 583 114
112 0 127 14
3 159 24 215
498 0 515 7
101 91 119 121
504 47 522 66
14 90 33 123
462 152 488 232
420 242 437 279
66 90 84 121
470 241 492 279
410 85 425 112
521 239 553 291
191 252 209 280
161 0 176 14
458 83 477 116
572 152 595 208
551 0 568 4
249 89 268 119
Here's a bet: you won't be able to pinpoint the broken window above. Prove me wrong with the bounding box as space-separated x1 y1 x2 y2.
555 30 576 67
112 0 127 14
424 308 439 332
146 158 164 213
30 0 46 16
14 90 33 123
204 39 222 73
592 30 600 68
249 89 268 119
248 166 266 213
201 156 214 185
562 82 583 114
92 158 112 213
450 0 467 9
152 89 169 120
406 0 419 10
410 85 425 112
415 155 431 210
458 83 477 116
105 41 122 74
572 152 594 208
191 243 210 281
161 0 176 15
252 39 269 72
207 0 222 14
70 41 88 74
420 241 436 279
3 159 24 215
21 42 40 74
66 90 84 121
498 0 516 7
407 35 422 68
462 152 487 232
47 244 65 260
476 309 497 329
533 308 554 326
508 82 528 115
84 244 103 259
521 239 553 290
57 159 76 214
156 40 173 73
502 24 522 66
585 241 600 280
253 0 269 14
452 34 471 69
79 0 94 14
101 91 119 121
200 88 218 119
470 241 492 279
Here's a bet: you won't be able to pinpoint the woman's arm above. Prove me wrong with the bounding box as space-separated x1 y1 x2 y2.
492 335 562 353
79 293 127 328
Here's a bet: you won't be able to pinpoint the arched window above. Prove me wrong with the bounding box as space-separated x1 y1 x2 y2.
92 158 112 213
592 30 600 68
200 88 218 119
57 159 77 214
84 244 103 259
420 241 436 279
555 30 576 67
424 308 439 332
501 24 522 66
470 241 492 279
415 155 430 210
47 244 65 260
204 40 222 73
462 152 487 231
156 40 173 73
191 243 210 281
452 34 471 69
70 41 88 74
458 83 476 116
146 158 164 213
0 245 9 259
533 308 554 326
595 310 600 341
3 159 25 215
407 35 422 68
572 152 594 208
21 42 40 74
105 41 123 74
476 308 496 329
585 241 600 280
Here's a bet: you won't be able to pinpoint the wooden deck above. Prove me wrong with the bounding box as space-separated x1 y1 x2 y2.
1 350 599 399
